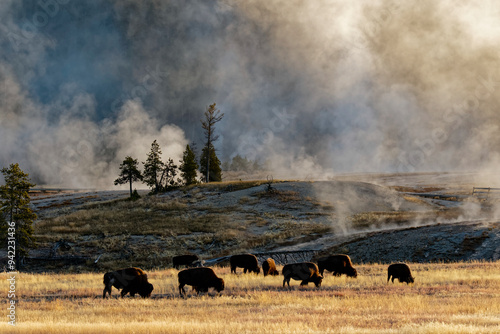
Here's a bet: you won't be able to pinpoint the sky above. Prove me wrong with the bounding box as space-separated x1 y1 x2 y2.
1 0 500 188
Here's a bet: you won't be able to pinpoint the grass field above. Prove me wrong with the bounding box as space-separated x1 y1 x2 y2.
3 261 500 333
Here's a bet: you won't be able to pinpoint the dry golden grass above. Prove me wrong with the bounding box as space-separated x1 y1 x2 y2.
3 261 500 333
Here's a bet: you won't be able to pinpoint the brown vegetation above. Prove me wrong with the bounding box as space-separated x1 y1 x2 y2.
7 261 500 333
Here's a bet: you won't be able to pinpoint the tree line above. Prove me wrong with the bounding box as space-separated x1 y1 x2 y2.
115 102 224 196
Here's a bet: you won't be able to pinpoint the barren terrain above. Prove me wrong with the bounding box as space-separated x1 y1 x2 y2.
5 172 499 272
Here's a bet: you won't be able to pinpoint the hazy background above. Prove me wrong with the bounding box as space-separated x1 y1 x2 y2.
1 0 500 188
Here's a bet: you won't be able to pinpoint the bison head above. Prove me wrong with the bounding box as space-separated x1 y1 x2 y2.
139 283 154 298
348 267 358 278
314 275 323 288
215 278 225 292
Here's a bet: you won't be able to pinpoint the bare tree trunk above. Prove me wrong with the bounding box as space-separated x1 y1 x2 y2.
129 174 132 196
206 128 211 183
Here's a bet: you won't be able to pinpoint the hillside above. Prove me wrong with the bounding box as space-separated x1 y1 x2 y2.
7 173 500 272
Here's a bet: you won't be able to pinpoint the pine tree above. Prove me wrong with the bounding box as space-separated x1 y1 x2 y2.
159 158 179 190
0 163 37 269
114 156 143 197
200 144 222 182
201 103 224 183
230 154 251 172
180 144 199 186
143 140 165 193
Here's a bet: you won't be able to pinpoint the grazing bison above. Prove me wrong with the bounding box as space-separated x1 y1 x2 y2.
178 267 225 297
387 263 414 284
282 262 323 288
262 258 279 277
102 267 154 299
230 254 261 274
317 254 358 278
172 254 199 269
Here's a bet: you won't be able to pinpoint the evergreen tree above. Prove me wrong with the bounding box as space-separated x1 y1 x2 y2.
114 156 143 197
180 144 199 186
230 154 251 172
252 159 262 171
159 158 179 190
143 140 165 193
221 160 230 172
200 144 222 182
0 163 37 269
201 103 224 182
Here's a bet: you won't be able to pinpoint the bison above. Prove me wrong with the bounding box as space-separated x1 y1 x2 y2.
178 267 225 297
230 254 261 274
282 262 323 288
172 254 199 269
102 267 154 299
262 258 279 277
387 263 414 284
317 254 357 278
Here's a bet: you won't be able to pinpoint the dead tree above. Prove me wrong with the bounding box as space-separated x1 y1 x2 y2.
266 175 277 193
201 103 224 183
50 239 71 257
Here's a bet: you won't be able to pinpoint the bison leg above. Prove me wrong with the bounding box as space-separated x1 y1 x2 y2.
283 276 290 288
243 268 248 274
102 286 112 299
387 273 391 283
179 284 186 297
230 265 236 274
121 288 130 298
300 280 309 286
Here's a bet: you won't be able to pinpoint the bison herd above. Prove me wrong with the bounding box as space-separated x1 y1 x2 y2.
102 254 415 299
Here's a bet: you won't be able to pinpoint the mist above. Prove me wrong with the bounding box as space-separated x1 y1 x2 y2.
1 0 500 188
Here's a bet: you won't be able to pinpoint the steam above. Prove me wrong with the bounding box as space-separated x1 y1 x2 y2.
1 1 500 187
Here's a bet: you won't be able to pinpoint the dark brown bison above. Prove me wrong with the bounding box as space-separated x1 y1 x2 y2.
102 267 154 299
282 262 323 288
230 254 261 274
317 254 357 278
172 254 199 269
387 263 414 284
178 267 225 297
262 258 279 277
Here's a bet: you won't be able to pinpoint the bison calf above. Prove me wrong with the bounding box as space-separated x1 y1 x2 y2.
230 254 261 274
282 262 323 288
262 258 279 277
387 263 414 284
178 267 224 297
103 267 154 299
317 254 357 278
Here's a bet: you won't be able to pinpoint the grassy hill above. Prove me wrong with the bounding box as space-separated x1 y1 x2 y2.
19 176 500 272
